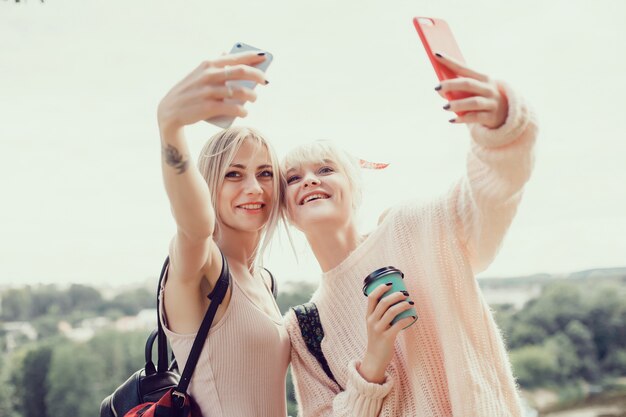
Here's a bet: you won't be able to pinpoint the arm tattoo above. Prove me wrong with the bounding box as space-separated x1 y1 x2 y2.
163 144 189 174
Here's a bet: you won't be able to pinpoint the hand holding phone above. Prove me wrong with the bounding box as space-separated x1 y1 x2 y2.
413 17 472 103
413 17 509 127
206 42 274 128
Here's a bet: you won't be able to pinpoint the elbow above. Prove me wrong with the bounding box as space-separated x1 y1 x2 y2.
170 205 216 241
177 219 215 242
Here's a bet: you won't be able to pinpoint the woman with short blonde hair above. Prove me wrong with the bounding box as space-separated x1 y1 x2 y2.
283 53 538 417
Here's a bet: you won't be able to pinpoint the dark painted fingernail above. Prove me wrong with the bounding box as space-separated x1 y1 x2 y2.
435 52 443 58
449 118 456 123
386 282 393 286
408 301 415 305
434 85 442 91
443 103 451 110
257 52 266 56
264 80 270 85
402 290 409 296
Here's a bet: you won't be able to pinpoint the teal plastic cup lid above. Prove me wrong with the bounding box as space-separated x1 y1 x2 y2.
362 266 404 296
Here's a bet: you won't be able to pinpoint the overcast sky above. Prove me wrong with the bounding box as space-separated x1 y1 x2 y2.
1 0 625 288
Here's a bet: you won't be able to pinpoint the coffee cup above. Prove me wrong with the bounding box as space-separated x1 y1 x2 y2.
363 266 417 330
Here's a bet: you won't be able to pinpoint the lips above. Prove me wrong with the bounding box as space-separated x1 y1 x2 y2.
236 202 265 210
299 192 330 205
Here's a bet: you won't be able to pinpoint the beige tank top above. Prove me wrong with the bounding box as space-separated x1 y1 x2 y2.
159 276 290 417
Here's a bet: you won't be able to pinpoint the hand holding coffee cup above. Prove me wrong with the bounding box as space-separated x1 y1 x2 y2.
363 267 418 329
358 267 417 384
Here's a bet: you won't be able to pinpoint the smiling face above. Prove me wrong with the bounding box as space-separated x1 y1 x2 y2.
217 139 275 234
282 141 365 235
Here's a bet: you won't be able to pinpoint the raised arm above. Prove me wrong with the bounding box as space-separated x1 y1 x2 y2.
156 53 268 332
434 53 538 273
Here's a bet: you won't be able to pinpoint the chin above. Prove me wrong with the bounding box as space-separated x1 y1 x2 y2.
295 212 343 233
224 217 269 234
241 219 269 232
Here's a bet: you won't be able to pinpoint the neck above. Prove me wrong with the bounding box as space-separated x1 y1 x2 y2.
216 227 262 272
304 219 362 273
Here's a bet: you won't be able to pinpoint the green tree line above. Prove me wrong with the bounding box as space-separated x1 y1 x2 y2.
1 284 156 321
1 284 155 339
1 279 624 417
495 281 626 388
0 281 316 417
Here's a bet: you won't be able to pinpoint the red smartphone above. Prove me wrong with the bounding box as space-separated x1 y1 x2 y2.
413 17 472 103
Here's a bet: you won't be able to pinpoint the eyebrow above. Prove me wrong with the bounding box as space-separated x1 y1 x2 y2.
285 159 335 175
229 163 273 170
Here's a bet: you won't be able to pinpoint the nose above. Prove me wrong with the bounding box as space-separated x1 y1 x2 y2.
303 173 320 188
243 176 263 195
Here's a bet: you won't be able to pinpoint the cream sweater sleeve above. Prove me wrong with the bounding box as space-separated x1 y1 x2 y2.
451 82 539 273
285 310 393 417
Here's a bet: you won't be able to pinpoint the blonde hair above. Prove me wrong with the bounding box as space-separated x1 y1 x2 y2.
281 140 362 211
197 126 285 268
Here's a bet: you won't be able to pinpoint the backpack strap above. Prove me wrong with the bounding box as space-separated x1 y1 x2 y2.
263 267 278 299
156 257 172 373
177 251 229 382
171 251 231 410
292 302 341 389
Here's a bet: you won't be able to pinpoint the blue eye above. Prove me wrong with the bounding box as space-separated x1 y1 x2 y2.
319 166 334 174
287 175 300 184
225 171 241 178
258 170 274 178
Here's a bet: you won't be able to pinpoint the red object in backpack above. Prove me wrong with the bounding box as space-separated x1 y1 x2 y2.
125 388 200 417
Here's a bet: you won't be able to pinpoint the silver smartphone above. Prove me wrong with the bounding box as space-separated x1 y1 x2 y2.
206 42 274 128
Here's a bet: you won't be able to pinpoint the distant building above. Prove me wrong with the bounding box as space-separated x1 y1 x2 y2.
2 321 38 352
54 309 157 343
480 284 543 310
115 309 157 332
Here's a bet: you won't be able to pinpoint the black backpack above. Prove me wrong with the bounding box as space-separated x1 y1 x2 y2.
100 257 278 417
292 302 342 390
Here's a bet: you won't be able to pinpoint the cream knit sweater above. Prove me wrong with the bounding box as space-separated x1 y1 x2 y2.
285 84 538 417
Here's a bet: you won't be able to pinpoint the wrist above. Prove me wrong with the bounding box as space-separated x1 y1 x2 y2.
158 118 186 149
157 104 184 139
358 355 386 384
158 118 184 140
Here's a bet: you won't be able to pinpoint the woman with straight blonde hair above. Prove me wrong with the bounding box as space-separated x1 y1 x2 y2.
156 50 290 417
282 53 538 416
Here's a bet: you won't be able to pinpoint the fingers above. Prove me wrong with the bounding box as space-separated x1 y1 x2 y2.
433 52 488 82
208 85 258 103
436 77 495 100
362 287 415 379
159 54 265 129
212 50 268 68
203 64 267 86
387 316 417 338
380 301 414 328
450 111 495 126
367 283 393 316
369 289 410 324
444 93 508 127
194 53 269 87
443 96 496 114
431 58 507 128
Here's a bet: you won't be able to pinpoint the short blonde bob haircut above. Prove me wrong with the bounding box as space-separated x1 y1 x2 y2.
197 126 285 268
281 140 362 211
